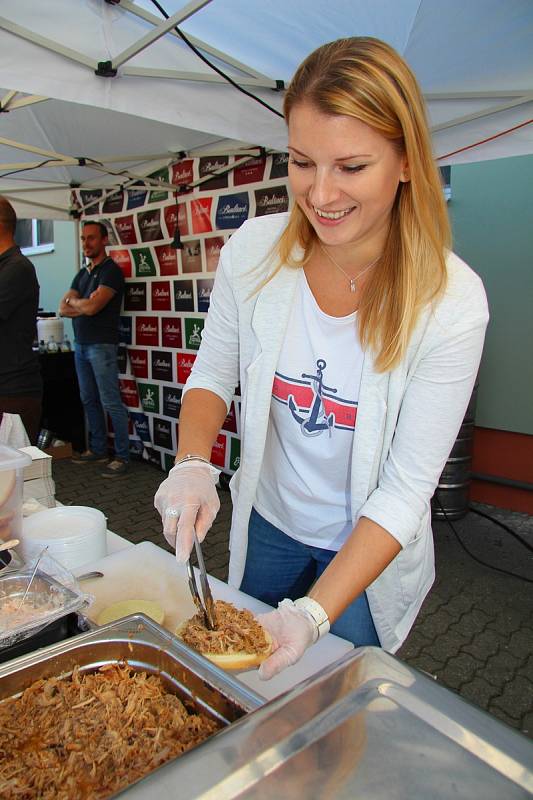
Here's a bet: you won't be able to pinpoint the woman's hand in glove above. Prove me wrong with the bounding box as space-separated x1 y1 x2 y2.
257 599 319 680
154 460 220 563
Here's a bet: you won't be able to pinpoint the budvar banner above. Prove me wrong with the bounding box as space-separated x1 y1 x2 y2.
78 151 291 473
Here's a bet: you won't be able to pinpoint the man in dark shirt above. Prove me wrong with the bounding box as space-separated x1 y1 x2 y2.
59 221 129 477
0 196 42 444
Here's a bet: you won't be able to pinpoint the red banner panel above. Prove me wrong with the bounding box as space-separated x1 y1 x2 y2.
211 433 227 467
164 202 189 237
135 316 159 346
234 156 266 185
162 317 182 349
151 281 172 311
191 197 213 234
177 352 197 384
119 378 140 408
171 160 194 194
114 215 137 245
109 248 132 278
155 244 179 275
128 348 148 379
204 235 224 272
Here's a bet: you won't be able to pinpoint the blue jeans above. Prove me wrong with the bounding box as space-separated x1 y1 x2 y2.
74 343 129 462
240 508 380 646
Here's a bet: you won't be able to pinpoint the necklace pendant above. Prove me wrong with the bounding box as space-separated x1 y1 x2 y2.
349 278 357 292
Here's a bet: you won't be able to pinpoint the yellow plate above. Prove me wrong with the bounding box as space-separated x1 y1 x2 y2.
97 599 165 626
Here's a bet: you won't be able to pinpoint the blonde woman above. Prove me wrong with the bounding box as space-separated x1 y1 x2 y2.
155 38 489 679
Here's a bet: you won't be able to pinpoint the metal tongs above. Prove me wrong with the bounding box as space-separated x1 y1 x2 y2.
186 531 216 630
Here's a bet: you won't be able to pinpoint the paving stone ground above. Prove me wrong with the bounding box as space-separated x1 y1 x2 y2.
53 457 533 739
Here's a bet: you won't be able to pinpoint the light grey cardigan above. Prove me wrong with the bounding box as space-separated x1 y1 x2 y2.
184 213 489 652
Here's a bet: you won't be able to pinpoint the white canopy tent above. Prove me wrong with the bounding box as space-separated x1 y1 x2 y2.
1 0 532 219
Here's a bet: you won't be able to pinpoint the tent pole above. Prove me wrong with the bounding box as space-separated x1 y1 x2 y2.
112 0 212 70
119 0 274 84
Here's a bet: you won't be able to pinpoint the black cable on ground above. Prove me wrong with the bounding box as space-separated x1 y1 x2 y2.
436 498 533 585
469 505 533 554
148 0 284 118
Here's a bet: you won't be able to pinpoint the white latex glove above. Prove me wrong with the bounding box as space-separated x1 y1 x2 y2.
154 461 220 563
257 599 318 681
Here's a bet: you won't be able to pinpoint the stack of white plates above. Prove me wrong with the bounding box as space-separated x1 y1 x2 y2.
21 506 107 571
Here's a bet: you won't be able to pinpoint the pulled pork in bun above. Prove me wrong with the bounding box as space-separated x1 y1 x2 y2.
176 600 272 670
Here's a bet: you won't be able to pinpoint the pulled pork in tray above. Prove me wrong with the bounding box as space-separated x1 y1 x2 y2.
181 600 271 656
0 663 221 799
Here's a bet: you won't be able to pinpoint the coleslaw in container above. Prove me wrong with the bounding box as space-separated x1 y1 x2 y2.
0 550 92 648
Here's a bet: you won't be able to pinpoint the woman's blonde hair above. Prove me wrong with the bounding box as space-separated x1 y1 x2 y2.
278 37 450 372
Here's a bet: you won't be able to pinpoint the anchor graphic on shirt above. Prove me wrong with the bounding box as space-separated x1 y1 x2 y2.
288 359 336 437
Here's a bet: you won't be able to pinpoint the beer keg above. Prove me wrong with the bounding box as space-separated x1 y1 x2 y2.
431 384 478 521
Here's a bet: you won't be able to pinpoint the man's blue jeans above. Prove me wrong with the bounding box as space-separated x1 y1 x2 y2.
74 343 129 462
240 508 380 646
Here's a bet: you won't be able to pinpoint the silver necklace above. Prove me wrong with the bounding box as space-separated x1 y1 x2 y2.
319 243 381 293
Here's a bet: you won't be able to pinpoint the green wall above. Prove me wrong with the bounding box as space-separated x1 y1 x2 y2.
31 220 79 343
450 155 533 435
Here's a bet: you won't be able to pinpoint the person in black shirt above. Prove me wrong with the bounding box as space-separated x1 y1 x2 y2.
59 221 129 477
0 196 42 444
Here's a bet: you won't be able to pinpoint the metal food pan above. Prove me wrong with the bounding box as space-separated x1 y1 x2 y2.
0 615 264 798
0 614 263 722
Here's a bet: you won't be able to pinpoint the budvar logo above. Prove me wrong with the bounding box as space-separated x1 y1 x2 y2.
257 194 286 208
199 287 211 299
155 422 168 434
221 202 246 214
153 358 169 368
203 159 226 173
137 254 152 272
162 317 181 348
166 392 180 404
176 289 192 299
160 250 175 264
129 287 145 296
174 167 189 182
116 219 133 233
206 241 222 257
130 354 145 367
119 379 139 408
136 418 149 433
213 439 224 451
141 323 156 334
189 324 202 346
140 217 159 231
179 357 194 369
154 287 169 298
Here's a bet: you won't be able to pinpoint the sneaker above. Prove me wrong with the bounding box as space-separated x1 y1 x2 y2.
101 459 129 478
72 450 108 464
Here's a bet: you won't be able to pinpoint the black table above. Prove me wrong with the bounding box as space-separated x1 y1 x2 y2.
39 351 85 451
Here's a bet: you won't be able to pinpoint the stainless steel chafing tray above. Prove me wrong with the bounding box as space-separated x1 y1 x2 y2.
0 614 264 797
119 646 533 800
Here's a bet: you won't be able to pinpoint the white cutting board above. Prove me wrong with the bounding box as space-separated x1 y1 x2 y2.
76 541 198 632
77 541 353 700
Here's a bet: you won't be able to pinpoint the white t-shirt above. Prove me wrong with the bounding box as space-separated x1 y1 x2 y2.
255 270 364 551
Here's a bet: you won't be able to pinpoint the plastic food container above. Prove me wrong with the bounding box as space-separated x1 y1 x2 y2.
21 506 107 571
0 445 32 547
0 567 91 650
